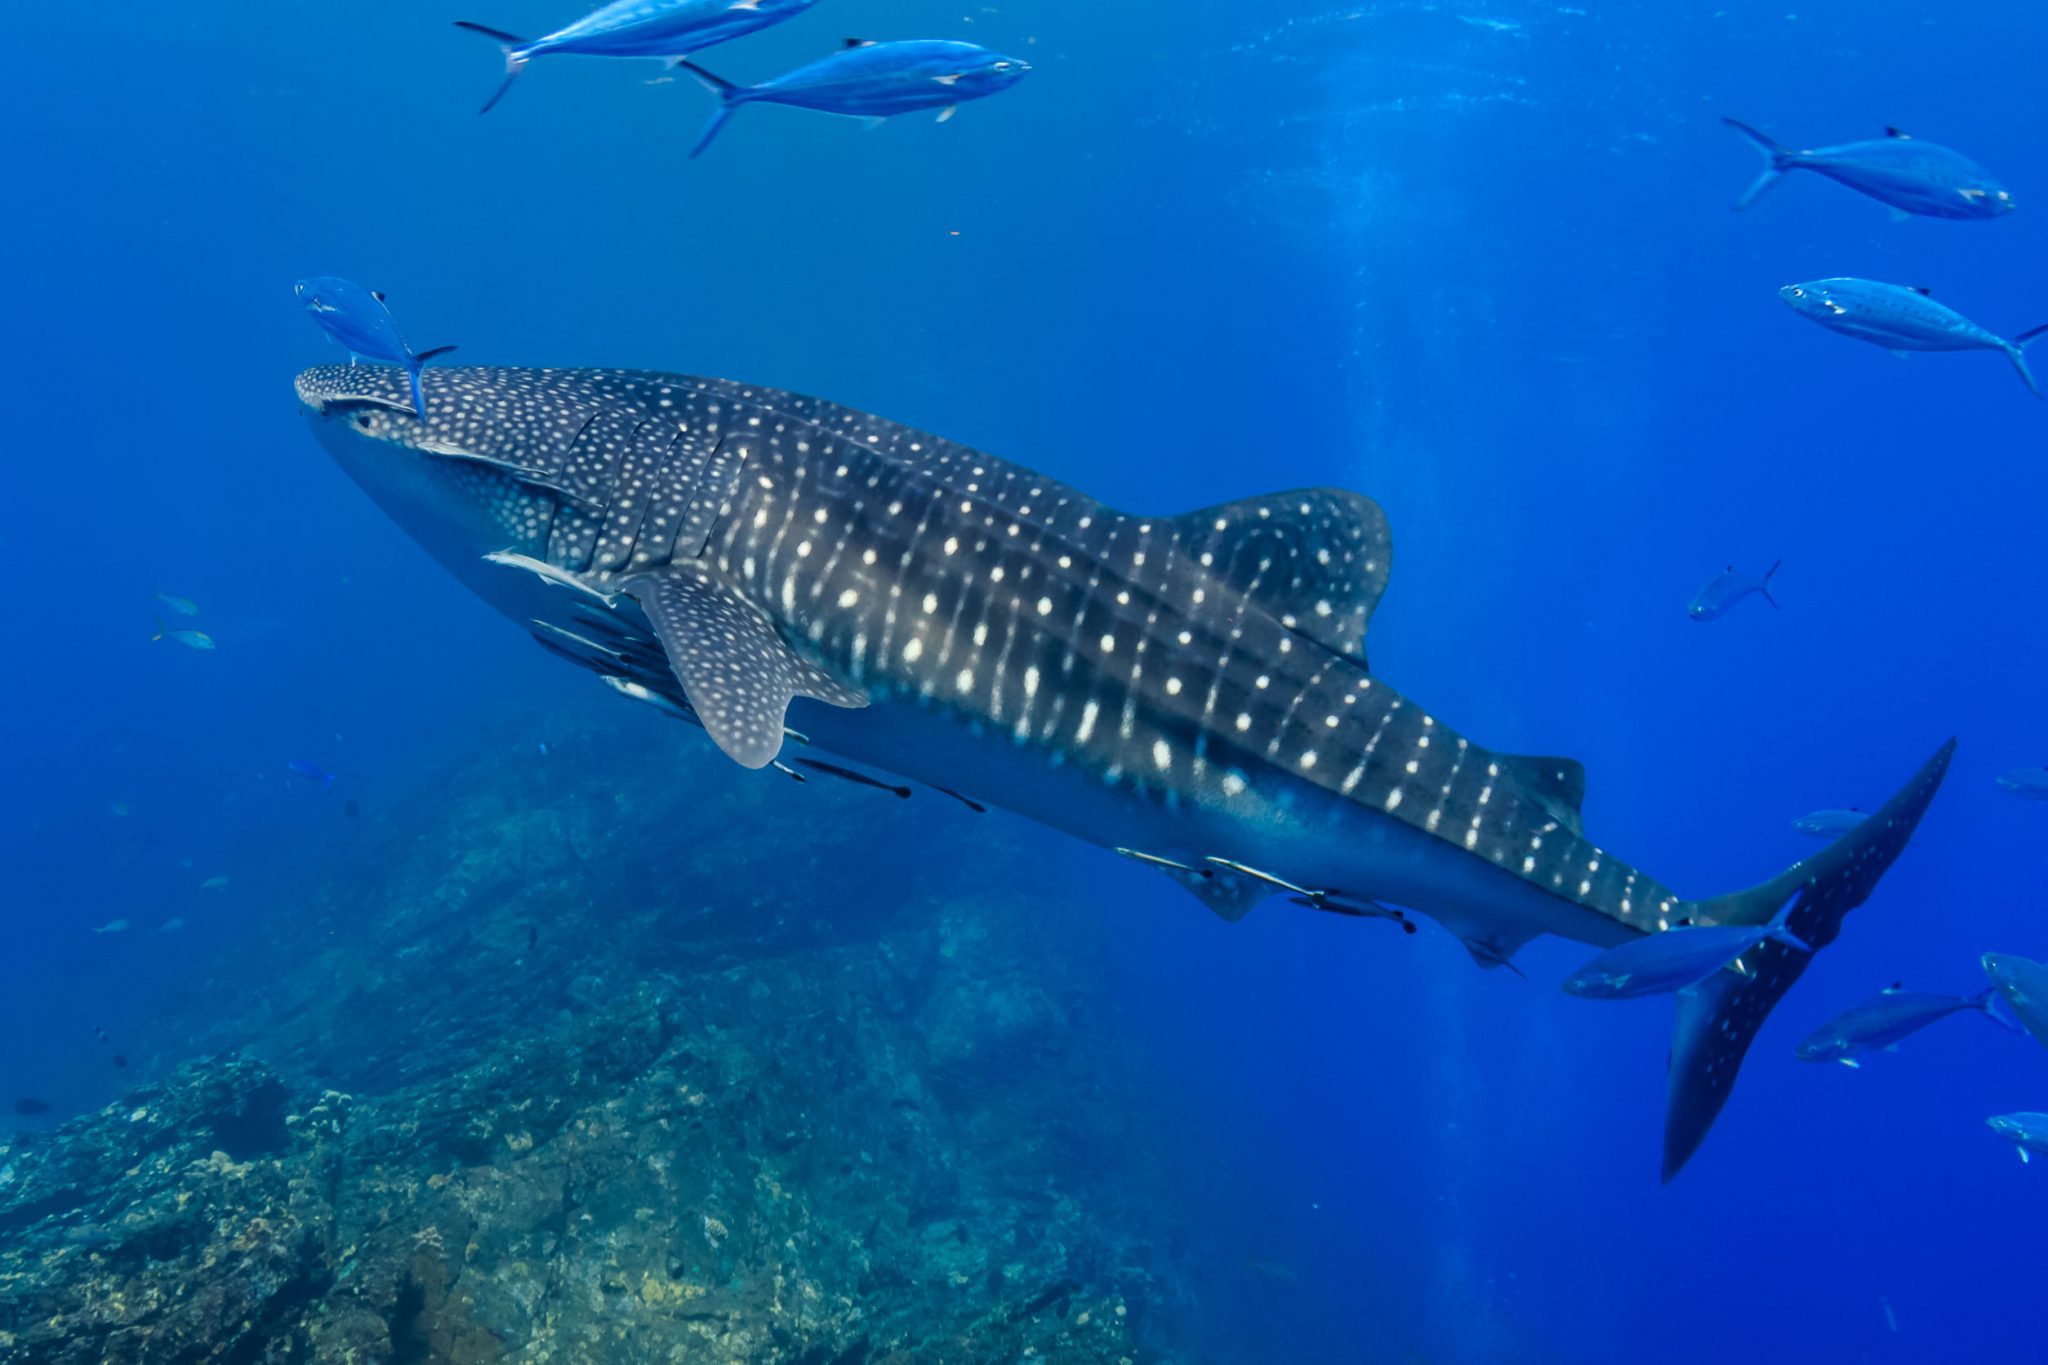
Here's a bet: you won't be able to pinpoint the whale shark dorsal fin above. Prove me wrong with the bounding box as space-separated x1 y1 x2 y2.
625 564 866 769
1910 285 1933 296
1498 753 1587 833
1169 489 1391 668
1885 126 1910 139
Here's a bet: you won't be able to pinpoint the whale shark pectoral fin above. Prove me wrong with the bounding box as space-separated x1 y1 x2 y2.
1168 489 1392 668
1496 753 1587 834
624 565 866 769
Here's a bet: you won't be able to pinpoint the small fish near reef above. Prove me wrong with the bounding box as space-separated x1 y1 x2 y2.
1981 953 2048 1052
1987 1112 2048 1164
456 0 820 113
288 759 338 790
1562 896 1811 999
298 360 1956 1181
152 619 215 651
153 591 200 617
91 919 130 935
682 40 1031 158
1994 766 2048 801
1779 279 2048 397
1689 560 1780 622
293 276 456 419
1795 983 2013 1066
1792 808 1864 839
156 917 187 934
1722 120 2015 219
12 1098 50 1117
199 875 229 890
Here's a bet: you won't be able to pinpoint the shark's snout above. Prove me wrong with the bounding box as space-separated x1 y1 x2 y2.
296 364 416 416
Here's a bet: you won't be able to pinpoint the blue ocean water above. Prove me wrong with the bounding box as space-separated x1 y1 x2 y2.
2 1 2044 1360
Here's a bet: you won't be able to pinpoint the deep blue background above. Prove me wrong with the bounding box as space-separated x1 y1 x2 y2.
2 2 2043 1360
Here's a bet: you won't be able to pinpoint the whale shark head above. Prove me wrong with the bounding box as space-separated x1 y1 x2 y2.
298 362 627 569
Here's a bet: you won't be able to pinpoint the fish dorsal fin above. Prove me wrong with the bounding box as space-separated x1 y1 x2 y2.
625 564 866 769
1885 126 1910 139
1169 488 1391 668
1499 753 1587 834
1910 285 1933 296
1885 981 1903 993
844 37 876 47
370 289 387 303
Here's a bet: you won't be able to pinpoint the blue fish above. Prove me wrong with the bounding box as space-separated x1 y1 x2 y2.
1994 766 2048 800
1688 560 1779 621
1982 953 2048 1052
454 0 820 114
1792 808 1864 838
1779 278 2048 397
1795 983 2013 1065
1723 120 2015 219
1987 1112 2048 1164
1562 896 1810 999
293 277 456 419
682 39 1030 158
287 759 337 790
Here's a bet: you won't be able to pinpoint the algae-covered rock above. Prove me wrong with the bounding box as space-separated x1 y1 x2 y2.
2 711 1180 1361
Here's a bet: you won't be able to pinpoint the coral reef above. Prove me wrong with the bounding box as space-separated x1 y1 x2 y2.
1 713 1180 1361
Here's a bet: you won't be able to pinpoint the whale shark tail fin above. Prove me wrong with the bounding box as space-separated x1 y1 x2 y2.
679 62 746 159
1660 739 1955 1182
1723 117 1796 211
2004 323 2048 398
454 21 530 114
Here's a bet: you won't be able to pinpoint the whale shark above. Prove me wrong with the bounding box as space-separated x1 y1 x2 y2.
297 362 1953 1180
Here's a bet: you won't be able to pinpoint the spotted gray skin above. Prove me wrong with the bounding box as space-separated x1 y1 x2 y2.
297 362 1954 1180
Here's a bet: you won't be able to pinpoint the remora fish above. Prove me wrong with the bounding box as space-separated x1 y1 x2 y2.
1994 766 2048 800
681 40 1030 158
1792 808 1863 838
1981 952 2048 1051
293 277 456 419
1688 561 1779 621
1561 895 1810 999
1722 120 2015 219
1794 983 2011 1065
1778 279 2048 396
1987 1112 2048 1164
297 362 1954 1180
454 0 820 115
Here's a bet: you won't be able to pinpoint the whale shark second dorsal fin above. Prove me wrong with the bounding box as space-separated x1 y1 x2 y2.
1498 753 1587 833
1169 489 1392 668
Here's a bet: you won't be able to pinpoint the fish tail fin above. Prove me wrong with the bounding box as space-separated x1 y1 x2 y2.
151 616 165 642
1659 739 1955 1182
678 62 746 157
689 106 738 159
1974 986 2023 1033
1760 557 1782 610
454 22 529 113
2006 324 2048 397
1723 117 1795 210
